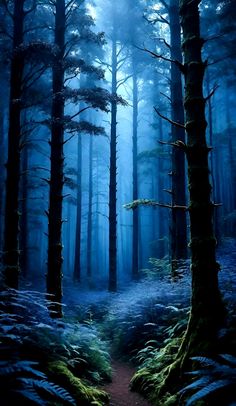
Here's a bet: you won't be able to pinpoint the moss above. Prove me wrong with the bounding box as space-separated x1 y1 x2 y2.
47 361 109 406
131 338 182 404
163 394 179 405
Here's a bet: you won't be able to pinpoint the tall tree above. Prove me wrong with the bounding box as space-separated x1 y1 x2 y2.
3 0 25 288
156 0 226 399
179 0 225 353
46 0 66 317
169 0 187 273
87 133 93 281
20 143 29 276
132 54 139 280
46 0 113 310
108 13 118 292
149 0 188 272
73 133 82 282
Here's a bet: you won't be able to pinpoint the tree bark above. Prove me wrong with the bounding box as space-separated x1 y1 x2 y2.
3 0 25 289
157 117 167 258
169 0 187 275
225 83 236 213
206 70 221 242
157 0 226 399
178 0 225 359
87 134 93 282
20 144 29 277
108 21 118 292
47 0 65 317
0 109 6 255
132 57 139 280
73 134 82 282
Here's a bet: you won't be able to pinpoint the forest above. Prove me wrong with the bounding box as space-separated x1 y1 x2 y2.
0 0 236 405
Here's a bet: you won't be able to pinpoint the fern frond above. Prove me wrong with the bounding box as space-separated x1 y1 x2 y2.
219 354 236 366
185 369 211 376
179 376 211 394
14 388 47 406
191 356 220 368
19 378 76 406
0 361 46 378
186 379 233 406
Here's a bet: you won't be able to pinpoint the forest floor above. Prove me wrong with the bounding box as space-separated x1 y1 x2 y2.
103 359 152 406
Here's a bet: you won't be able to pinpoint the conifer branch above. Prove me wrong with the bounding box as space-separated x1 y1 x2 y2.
154 107 186 129
205 84 219 101
138 46 185 72
124 199 188 211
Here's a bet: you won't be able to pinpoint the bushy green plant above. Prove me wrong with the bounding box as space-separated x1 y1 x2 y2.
140 257 171 279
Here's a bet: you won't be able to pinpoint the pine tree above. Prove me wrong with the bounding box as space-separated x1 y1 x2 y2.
3 0 25 288
156 0 226 399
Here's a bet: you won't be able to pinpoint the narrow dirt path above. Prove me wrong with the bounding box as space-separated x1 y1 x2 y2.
103 360 152 406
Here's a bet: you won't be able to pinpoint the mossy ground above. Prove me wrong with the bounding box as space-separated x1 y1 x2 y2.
47 361 109 406
131 338 184 405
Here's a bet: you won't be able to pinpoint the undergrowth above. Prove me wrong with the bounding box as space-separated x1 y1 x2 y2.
129 242 236 405
102 275 190 358
179 354 236 406
0 289 110 405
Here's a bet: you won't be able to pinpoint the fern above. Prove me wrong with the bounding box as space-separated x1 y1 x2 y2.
15 388 47 405
185 380 233 406
180 354 236 405
0 359 76 406
19 378 76 405
0 360 46 378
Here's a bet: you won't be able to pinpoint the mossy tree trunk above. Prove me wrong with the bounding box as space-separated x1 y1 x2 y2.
157 0 225 398
3 0 25 289
46 0 65 317
179 0 225 358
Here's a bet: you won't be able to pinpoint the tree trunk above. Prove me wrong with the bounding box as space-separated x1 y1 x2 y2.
47 0 65 317
178 0 225 358
157 0 225 398
108 22 118 292
169 0 187 276
66 202 71 273
20 144 29 277
94 158 100 278
0 108 6 255
132 58 139 280
73 134 82 282
157 117 167 258
225 83 236 213
3 0 25 289
206 70 221 242
87 135 93 282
